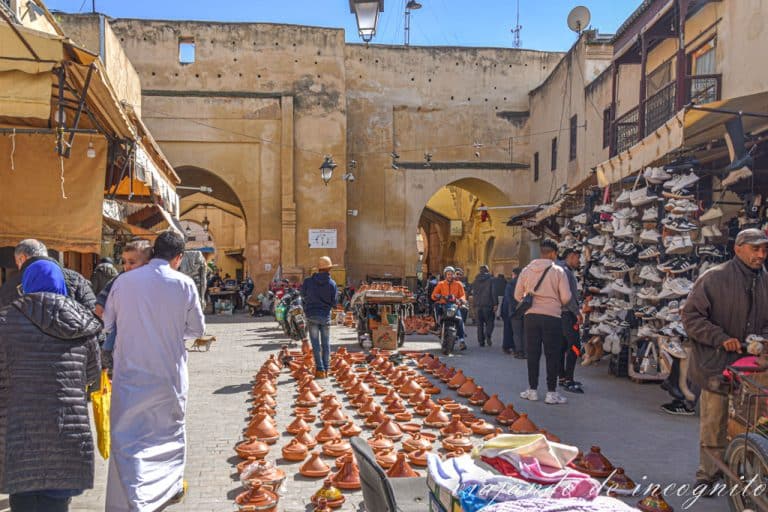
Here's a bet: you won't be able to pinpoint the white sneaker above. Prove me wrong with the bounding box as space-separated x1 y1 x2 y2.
614 224 636 239
613 207 638 220
636 287 659 300
699 206 723 223
644 166 671 184
611 280 633 295
638 246 661 260
671 199 699 214
573 213 588 224
639 265 663 282
615 189 631 204
672 172 700 192
520 389 539 401
641 208 658 221
721 166 752 187
630 187 659 207
588 235 606 246
639 229 661 243
545 392 568 405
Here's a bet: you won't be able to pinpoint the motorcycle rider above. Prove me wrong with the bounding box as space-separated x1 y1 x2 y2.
431 266 468 351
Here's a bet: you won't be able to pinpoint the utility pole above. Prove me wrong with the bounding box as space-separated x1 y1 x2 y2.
91 1 96 13
511 0 522 48
404 1 422 46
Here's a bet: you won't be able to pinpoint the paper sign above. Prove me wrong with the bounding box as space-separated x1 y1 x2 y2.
309 229 337 249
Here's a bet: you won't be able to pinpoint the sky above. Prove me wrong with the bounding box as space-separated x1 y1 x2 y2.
43 0 641 52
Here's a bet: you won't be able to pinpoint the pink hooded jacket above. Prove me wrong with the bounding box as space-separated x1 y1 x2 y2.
513 259 572 319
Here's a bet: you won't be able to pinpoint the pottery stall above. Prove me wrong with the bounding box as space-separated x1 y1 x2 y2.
232 345 656 511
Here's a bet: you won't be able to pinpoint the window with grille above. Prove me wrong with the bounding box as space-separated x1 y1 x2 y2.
602 107 611 149
179 37 195 64
533 152 539 182
569 115 577 161
551 137 557 171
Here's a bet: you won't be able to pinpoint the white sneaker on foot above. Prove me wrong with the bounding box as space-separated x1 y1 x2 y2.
520 389 539 401
545 392 568 404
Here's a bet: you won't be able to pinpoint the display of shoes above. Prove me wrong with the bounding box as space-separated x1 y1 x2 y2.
638 246 661 260
639 265 662 282
644 166 671 184
639 228 661 244
699 206 723 223
721 166 752 187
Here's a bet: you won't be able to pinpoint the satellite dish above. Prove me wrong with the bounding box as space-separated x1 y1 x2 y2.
567 6 591 34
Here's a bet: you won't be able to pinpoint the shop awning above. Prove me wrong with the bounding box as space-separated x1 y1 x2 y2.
102 216 158 239
684 90 768 147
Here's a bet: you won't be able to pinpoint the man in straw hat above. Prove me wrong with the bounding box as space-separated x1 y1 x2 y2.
301 256 338 378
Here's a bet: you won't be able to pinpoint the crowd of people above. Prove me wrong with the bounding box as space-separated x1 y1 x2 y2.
0 231 205 512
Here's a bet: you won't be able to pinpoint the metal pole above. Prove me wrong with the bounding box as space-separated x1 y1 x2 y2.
404 9 411 46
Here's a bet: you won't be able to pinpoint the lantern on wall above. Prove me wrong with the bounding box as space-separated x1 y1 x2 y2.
320 155 337 185
349 0 384 43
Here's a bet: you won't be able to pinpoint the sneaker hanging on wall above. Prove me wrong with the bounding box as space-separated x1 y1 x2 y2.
699 206 723 223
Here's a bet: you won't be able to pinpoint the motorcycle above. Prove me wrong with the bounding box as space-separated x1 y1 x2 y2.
276 289 307 343
434 294 465 355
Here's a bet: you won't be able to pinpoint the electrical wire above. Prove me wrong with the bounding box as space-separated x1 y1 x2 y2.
59 156 68 199
9 128 15 171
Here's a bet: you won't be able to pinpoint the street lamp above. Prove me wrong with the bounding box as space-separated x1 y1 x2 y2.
201 205 210 233
350 0 384 43
404 0 421 46
320 155 337 185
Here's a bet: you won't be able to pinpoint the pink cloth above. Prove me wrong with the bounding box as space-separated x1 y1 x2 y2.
514 259 572 318
482 456 601 499
481 496 638 512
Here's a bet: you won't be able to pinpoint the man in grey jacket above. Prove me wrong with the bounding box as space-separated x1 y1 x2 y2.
557 249 583 393
682 228 768 494
471 265 498 347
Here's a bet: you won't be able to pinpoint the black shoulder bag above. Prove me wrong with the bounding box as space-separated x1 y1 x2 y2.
511 265 552 320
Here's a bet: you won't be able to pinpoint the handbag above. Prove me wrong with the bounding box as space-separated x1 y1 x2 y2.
511 265 553 319
91 369 111 459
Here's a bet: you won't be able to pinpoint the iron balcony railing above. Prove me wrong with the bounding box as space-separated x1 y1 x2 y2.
645 81 676 136
614 106 640 155
688 73 722 105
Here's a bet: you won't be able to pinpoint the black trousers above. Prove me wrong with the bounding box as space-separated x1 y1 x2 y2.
560 311 579 382
525 313 563 392
476 306 495 344
502 315 514 350
10 492 71 512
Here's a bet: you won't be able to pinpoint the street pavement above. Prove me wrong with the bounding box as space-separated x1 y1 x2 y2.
53 314 725 511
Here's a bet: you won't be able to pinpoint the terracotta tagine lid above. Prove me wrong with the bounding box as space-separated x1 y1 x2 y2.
417 353 434 368
481 394 505 415
320 395 342 410
320 405 348 426
365 407 386 427
383 389 401 405
350 392 372 408
606 468 637 496
440 414 473 437
387 452 421 478
415 397 437 416
407 389 428 406
286 416 311 435
470 419 497 436
467 386 489 406
244 416 280 444
316 422 342 444
374 417 404 441
242 459 286 488
426 356 442 372
331 453 361 490
445 447 467 459
447 369 467 389
402 432 433 452
300 451 332 478
399 379 423 397
424 406 451 428
235 480 279 511
339 421 362 437
577 446 615 478
296 388 320 407
368 433 395 453
394 411 413 422
235 437 270 460
302 378 324 396
637 488 674 512
442 432 473 452
236 457 263 474
385 399 407 414
375 448 398 469
311 478 346 509
541 430 561 443
374 383 389 395
457 377 478 398
252 392 277 409
483 428 504 441
497 403 521 425
510 413 539 434
407 449 429 467
439 366 457 383
252 379 277 396
313 498 331 512
400 422 422 434
282 438 309 462
359 398 378 417
295 428 319 449
322 438 352 458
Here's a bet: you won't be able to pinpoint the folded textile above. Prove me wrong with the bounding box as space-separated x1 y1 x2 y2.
481 456 601 500
474 434 579 469
427 453 494 494
480 496 640 511
458 475 543 512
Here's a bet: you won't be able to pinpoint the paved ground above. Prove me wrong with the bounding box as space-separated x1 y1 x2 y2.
3 313 721 511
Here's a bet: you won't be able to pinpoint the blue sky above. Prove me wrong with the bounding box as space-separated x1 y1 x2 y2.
45 1 640 51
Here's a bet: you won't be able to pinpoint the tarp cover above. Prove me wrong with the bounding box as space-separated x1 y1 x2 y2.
0 133 106 253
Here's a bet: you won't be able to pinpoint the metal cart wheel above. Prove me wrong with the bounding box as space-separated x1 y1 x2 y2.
397 318 405 347
724 433 768 512
356 316 367 348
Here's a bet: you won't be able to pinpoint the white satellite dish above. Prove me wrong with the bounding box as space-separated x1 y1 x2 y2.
567 6 591 34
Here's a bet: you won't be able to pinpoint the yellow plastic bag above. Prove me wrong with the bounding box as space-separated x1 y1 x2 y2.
91 369 111 459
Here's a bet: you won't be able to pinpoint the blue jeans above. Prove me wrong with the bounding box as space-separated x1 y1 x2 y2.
307 316 331 372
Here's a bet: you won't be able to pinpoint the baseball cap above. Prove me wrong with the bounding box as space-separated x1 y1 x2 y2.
735 228 768 246
540 238 559 252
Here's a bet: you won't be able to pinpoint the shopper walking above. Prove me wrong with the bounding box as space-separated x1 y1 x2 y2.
682 228 768 494
104 231 205 512
492 273 507 320
0 258 101 512
91 257 118 296
471 265 497 347
301 256 338 379
557 249 584 393
514 239 572 405
501 268 524 356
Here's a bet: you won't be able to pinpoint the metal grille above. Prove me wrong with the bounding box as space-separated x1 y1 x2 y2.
614 107 639 155
729 370 768 435
645 82 676 136
689 75 720 105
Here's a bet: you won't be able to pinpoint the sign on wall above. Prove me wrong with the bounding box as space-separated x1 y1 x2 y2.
309 229 337 249
450 220 463 237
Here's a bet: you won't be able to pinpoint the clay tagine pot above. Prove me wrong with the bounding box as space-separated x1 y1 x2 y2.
441 414 473 437
236 457 262 474
467 386 489 405
316 422 342 444
605 468 637 496
300 451 332 478
313 498 332 512
387 452 421 478
302 377 324 396
541 430 561 443
294 428 318 449
424 406 451 428
442 432 473 452
470 419 497 436
282 438 309 462
368 433 395 453
364 407 386 427
497 403 521 426
311 478 346 509
339 421 362 437
235 480 279 512
394 411 413 422
322 438 353 458
439 366 457 383
408 389 428 406
447 369 467 389
374 417 404 441
252 379 277 397
576 446 615 478
407 449 429 467
374 383 389 395
320 395 342 411
400 422 422 434
457 377 478 398
398 379 423 398
383 389 401 405
415 398 437 416
241 459 286 489
359 398 378 417
402 432 433 452
637 488 674 512
350 392 372 409
483 428 504 441
296 388 320 407
286 416 311 436
385 399 407 414
509 413 539 434
481 394 505 415
321 405 348 426
331 453 361 490
252 392 277 409
235 437 270 460
375 448 398 469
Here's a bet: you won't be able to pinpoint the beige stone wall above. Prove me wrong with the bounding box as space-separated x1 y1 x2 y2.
719 0 768 99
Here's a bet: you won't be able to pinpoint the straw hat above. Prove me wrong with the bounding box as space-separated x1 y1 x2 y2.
317 256 337 271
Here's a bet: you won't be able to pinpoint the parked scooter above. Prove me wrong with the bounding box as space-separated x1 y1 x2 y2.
433 294 466 355
275 289 307 342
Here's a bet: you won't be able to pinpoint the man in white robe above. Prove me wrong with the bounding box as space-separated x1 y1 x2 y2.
103 231 205 511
